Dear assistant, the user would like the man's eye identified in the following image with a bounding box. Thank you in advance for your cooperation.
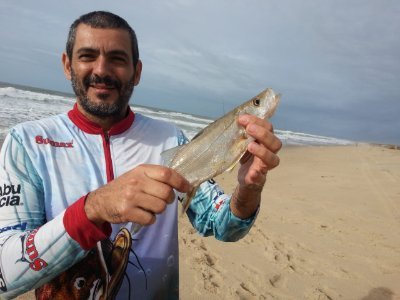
[112,56,127,63]
[79,54,95,61]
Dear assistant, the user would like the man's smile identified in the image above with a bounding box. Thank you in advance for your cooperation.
[90,84,116,93]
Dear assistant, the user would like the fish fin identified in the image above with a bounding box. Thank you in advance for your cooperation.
[225,160,239,172]
[161,145,185,166]
[181,186,199,215]
[225,152,245,173]
[191,127,206,140]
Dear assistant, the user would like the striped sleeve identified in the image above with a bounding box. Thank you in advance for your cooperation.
[0,132,88,298]
[176,130,258,241]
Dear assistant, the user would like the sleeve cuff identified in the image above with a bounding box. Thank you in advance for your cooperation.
[230,203,260,223]
[213,197,259,241]
[63,195,112,250]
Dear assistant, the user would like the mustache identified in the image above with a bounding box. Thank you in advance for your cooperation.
[84,75,122,90]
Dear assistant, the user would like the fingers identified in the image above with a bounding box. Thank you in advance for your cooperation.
[248,142,280,170]
[85,164,192,227]
[238,114,282,170]
[140,177,176,204]
[109,191,169,225]
[122,165,191,219]
[248,123,282,154]
[238,114,282,153]
[127,205,157,226]
[143,165,192,193]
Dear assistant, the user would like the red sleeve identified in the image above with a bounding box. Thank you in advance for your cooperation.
[63,195,112,250]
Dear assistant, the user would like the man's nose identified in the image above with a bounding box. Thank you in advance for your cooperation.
[92,56,110,77]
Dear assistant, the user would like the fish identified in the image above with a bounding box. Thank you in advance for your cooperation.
[162,88,280,214]
[35,228,133,300]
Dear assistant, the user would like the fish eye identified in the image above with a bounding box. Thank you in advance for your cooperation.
[74,277,86,290]
[253,98,261,106]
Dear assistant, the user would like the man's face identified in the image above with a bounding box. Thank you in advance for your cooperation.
[64,24,141,117]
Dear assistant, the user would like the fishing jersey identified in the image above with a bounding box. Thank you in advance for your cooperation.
[0,104,257,299]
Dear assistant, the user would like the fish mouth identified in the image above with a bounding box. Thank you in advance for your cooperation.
[89,279,104,300]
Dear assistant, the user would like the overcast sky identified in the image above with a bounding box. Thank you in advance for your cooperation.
[0,0,399,144]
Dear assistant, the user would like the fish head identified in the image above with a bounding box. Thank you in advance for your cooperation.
[239,88,280,120]
[35,228,132,300]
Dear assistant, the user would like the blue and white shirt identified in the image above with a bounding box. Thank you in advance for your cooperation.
[0,104,257,299]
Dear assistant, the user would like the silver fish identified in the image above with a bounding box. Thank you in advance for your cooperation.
[162,88,281,213]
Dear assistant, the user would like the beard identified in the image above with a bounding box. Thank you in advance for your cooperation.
[71,69,135,117]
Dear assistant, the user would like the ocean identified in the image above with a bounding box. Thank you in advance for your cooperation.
[0,82,353,146]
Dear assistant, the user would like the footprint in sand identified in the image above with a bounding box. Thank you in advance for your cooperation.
[198,255,222,293]
[269,274,282,288]
[263,240,297,274]
[188,239,223,294]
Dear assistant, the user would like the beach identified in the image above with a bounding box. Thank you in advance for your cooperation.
[12,144,400,299]
[178,144,400,299]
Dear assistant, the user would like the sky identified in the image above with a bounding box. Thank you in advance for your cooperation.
[0,0,399,145]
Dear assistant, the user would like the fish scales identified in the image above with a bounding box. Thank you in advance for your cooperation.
[173,115,240,184]
[162,88,280,213]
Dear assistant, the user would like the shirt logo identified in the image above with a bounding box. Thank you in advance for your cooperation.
[0,184,22,207]
[35,135,73,148]
[18,229,48,272]
[0,222,27,234]
[212,191,225,211]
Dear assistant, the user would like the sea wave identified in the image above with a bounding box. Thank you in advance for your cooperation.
[0,85,353,145]
[0,87,75,105]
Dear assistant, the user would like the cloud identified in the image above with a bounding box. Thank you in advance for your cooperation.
[0,0,399,144]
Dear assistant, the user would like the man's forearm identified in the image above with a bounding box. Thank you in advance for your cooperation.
[230,185,262,219]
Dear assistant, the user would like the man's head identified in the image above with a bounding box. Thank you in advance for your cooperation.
[62,11,142,120]
[66,11,139,67]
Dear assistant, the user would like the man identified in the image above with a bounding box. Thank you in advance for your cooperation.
[0,11,281,299]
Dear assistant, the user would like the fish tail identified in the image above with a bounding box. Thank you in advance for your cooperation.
[181,186,198,215]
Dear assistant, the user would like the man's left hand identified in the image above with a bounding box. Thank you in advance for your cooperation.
[230,114,282,218]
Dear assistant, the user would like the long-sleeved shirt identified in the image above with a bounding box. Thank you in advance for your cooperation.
[0,104,257,299]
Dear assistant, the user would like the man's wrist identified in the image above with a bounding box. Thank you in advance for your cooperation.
[64,196,112,250]
[230,185,262,219]
[84,192,105,227]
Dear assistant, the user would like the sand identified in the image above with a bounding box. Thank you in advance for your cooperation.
[13,144,400,299]
[178,145,400,300]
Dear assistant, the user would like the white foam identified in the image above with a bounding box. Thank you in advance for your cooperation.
[0,87,74,104]
[0,86,354,145]
[276,130,353,146]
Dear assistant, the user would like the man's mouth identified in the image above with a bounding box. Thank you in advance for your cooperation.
[84,75,121,94]
[90,84,115,93]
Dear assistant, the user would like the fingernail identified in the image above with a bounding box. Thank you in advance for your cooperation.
[247,124,257,133]
[248,142,255,152]
[239,115,249,124]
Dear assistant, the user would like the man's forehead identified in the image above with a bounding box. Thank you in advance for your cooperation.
[74,24,132,52]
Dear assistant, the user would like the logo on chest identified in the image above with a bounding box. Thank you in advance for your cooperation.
[35,135,74,148]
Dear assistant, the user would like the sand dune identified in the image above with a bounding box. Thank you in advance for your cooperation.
[13,144,400,299]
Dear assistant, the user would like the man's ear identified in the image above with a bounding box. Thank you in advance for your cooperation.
[133,59,142,86]
[62,52,72,80]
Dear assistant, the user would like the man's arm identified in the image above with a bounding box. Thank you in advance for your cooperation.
[186,179,257,241]
[0,132,104,298]
[185,115,281,241]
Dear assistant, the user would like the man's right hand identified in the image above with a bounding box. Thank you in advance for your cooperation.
[84,164,192,227]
